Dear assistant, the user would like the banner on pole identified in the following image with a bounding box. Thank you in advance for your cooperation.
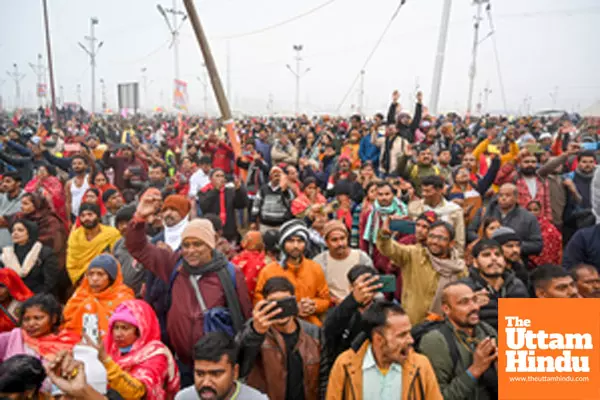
[117,83,140,112]
[37,83,47,98]
[173,79,188,112]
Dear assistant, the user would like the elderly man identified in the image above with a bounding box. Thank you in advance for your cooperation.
[254,219,330,326]
[571,264,600,298]
[469,183,542,263]
[313,220,373,304]
[127,188,252,387]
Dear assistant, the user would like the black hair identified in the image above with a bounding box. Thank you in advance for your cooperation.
[199,155,212,165]
[437,148,451,156]
[441,281,473,305]
[482,216,502,238]
[204,213,223,233]
[374,113,384,121]
[429,220,456,241]
[210,168,225,178]
[577,150,596,162]
[1,171,21,182]
[0,354,46,394]
[350,114,361,123]
[364,181,378,194]
[149,164,168,175]
[71,154,88,164]
[376,181,394,192]
[571,264,597,281]
[193,332,238,366]
[19,293,63,333]
[39,163,57,177]
[361,300,406,339]
[347,264,378,284]
[115,204,136,225]
[262,230,280,255]
[421,175,445,190]
[531,264,570,290]
[262,276,295,297]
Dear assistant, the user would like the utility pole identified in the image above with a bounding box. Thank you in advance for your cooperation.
[483,84,492,114]
[99,78,107,111]
[467,0,487,114]
[76,84,82,106]
[286,44,310,115]
[29,54,47,108]
[196,65,209,116]
[182,0,241,157]
[42,0,58,122]
[141,67,148,111]
[59,85,64,107]
[357,70,365,116]
[430,0,453,115]
[78,17,103,112]
[550,86,559,108]
[157,0,187,109]
[6,64,25,110]
[267,93,274,115]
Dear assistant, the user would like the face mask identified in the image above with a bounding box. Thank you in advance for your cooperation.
[119,345,133,354]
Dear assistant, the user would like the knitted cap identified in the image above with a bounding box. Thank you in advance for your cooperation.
[161,195,191,218]
[491,226,521,246]
[108,303,138,331]
[88,254,118,280]
[322,219,347,240]
[279,219,309,248]
[182,219,216,249]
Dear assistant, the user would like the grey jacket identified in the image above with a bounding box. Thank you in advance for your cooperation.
[0,190,24,248]
[113,237,145,296]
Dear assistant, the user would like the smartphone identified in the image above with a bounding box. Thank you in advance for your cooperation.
[262,296,299,319]
[82,313,99,344]
[377,275,397,293]
[389,219,416,234]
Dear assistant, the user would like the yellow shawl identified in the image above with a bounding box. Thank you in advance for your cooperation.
[66,225,121,283]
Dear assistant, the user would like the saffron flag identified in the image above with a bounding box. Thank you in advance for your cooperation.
[173,79,188,112]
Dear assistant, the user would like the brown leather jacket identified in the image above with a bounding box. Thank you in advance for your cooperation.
[238,318,324,400]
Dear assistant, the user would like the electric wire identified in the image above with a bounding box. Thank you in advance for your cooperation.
[335,0,407,113]
[486,3,508,114]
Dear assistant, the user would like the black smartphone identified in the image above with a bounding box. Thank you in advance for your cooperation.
[377,275,397,293]
[263,296,299,319]
[389,219,416,234]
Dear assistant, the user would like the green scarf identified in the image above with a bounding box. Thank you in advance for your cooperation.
[363,197,408,245]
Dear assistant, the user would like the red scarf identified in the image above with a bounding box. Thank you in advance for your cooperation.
[201,183,227,225]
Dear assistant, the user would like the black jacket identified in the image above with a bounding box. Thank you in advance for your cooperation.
[0,244,59,296]
[198,185,248,241]
[461,268,529,331]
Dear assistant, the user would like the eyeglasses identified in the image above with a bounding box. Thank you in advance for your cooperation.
[428,233,450,242]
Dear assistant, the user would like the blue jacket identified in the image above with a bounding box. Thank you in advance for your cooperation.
[563,224,600,271]
[254,139,272,167]
[359,134,380,169]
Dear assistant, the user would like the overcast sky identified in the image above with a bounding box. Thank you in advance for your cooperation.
[1,0,599,116]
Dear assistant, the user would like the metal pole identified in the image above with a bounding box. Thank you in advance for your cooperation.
[173,0,180,82]
[182,0,240,156]
[358,70,365,115]
[29,54,44,109]
[6,64,25,110]
[430,0,452,115]
[91,19,96,112]
[59,85,64,107]
[77,84,81,105]
[295,47,300,114]
[141,67,148,111]
[467,0,485,114]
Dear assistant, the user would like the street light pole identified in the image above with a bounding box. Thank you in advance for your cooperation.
[78,17,103,112]
[29,54,47,108]
[286,44,310,115]
[430,0,452,115]
[467,0,487,114]
[6,64,25,110]
[42,0,58,122]
[157,1,187,109]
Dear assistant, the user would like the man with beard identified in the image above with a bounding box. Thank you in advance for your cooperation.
[254,220,330,326]
[461,240,529,331]
[490,227,530,287]
[65,155,94,223]
[469,183,542,265]
[66,203,121,284]
[419,282,498,400]
[326,300,442,400]
[396,143,441,193]
[377,218,467,325]
[251,166,295,233]
[563,150,597,235]
[238,277,323,400]
[408,175,465,255]
[531,264,579,298]
[313,220,373,304]
[571,264,600,298]
[513,152,552,221]
[146,164,176,197]
[175,332,268,400]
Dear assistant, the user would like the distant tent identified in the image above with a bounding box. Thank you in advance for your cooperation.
[583,101,600,117]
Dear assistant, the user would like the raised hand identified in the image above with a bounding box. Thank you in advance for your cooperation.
[135,188,162,219]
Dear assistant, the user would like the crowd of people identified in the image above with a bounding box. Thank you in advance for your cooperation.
[0,91,599,399]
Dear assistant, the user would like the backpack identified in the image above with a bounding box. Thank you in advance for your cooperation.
[167,258,244,337]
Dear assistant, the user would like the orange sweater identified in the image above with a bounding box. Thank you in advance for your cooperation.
[254,258,330,327]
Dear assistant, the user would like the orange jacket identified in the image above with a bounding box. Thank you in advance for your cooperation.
[254,258,330,326]
[326,341,442,400]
